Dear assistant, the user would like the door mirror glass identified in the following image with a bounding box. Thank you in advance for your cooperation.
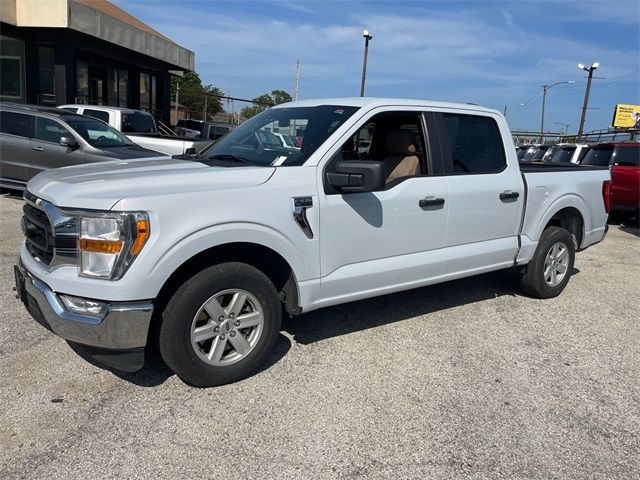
[59,136,78,148]
[326,160,386,193]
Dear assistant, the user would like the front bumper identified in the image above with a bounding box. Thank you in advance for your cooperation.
[15,260,153,370]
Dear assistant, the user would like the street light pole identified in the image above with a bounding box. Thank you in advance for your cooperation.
[174,83,179,126]
[540,80,574,144]
[360,30,373,97]
[577,62,600,142]
[554,122,570,136]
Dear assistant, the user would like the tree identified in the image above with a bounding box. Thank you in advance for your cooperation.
[240,90,293,119]
[170,71,223,120]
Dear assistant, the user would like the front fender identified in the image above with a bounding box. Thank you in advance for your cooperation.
[148,222,312,282]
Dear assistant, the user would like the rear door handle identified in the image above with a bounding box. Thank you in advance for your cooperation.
[31,146,44,152]
[499,191,519,201]
[419,197,445,208]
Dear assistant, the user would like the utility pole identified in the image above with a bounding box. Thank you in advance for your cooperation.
[540,81,574,144]
[294,60,300,101]
[503,105,507,116]
[203,94,208,121]
[577,62,600,142]
[360,30,373,97]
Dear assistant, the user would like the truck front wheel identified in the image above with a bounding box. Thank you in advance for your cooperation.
[158,262,282,387]
[519,226,575,299]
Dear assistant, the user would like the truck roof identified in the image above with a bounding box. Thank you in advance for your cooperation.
[58,104,152,115]
[272,97,501,115]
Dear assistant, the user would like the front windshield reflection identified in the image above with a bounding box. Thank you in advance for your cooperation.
[198,105,359,167]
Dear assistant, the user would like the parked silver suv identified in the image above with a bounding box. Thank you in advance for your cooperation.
[0,103,163,190]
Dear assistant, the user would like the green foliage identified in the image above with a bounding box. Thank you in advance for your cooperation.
[240,90,293,119]
[170,71,223,120]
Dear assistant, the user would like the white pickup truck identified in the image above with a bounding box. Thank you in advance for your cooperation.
[58,105,211,156]
[15,98,610,387]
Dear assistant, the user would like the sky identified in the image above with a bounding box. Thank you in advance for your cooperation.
[114,0,640,133]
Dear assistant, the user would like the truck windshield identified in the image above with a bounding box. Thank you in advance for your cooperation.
[122,113,157,133]
[66,118,135,148]
[197,105,359,166]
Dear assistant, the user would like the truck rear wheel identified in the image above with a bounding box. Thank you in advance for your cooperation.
[519,226,575,299]
[158,262,282,387]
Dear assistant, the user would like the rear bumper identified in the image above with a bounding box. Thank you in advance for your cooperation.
[15,261,153,369]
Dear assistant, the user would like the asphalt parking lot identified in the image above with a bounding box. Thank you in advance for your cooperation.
[0,191,638,480]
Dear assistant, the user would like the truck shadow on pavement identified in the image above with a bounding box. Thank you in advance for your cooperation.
[283,268,551,345]
[68,333,293,387]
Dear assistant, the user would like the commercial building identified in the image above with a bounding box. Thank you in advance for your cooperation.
[0,0,194,125]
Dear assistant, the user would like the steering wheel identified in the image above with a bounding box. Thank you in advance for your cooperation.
[96,135,107,143]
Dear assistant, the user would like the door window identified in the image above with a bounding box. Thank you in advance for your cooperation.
[35,117,71,144]
[332,111,426,187]
[441,114,506,174]
[0,111,34,137]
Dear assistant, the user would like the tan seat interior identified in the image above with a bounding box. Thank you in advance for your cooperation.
[383,130,420,184]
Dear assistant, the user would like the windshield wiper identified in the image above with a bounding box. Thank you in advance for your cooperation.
[203,154,253,165]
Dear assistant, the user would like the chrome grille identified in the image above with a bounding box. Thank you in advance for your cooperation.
[22,191,78,269]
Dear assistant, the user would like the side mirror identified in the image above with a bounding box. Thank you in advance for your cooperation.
[326,160,386,193]
[60,136,78,148]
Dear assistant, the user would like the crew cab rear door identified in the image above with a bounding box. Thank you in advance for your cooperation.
[435,111,524,274]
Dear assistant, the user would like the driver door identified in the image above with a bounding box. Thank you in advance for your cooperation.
[29,117,84,177]
[317,109,449,306]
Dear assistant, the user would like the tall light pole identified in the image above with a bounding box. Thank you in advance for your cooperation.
[577,62,599,141]
[360,30,373,97]
[540,80,574,143]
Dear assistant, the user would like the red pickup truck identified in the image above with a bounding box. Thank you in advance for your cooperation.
[581,142,640,221]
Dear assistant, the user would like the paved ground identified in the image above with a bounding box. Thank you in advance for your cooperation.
[0,191,638,479]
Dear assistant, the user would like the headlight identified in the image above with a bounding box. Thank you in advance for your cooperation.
[78,212,149,279]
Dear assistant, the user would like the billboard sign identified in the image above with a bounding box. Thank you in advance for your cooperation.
[612,104,640,128]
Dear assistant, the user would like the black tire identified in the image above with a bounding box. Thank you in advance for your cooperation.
[158,262,282,387]
[519,226,575,299]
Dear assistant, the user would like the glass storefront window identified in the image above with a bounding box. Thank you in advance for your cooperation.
[38,45,55,105]
[107,67,118,106]
[140,72,150,110]
[118,69,128,107]
[76,60,88,103]
[0,34,26,103]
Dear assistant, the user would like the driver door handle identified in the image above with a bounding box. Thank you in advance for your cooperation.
[31,146,44,152]
[419,197,445,208]
[499,191,520,201]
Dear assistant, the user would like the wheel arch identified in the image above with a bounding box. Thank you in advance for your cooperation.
[154,241,301,318]
[529,194,590,249]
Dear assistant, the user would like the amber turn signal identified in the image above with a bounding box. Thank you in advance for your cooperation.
[79,238,123,254]
[130,220,149,255]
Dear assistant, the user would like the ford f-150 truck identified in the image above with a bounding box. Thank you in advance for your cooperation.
[15,98,611,387]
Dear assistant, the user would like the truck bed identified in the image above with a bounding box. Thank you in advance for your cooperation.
[519,163,608,173]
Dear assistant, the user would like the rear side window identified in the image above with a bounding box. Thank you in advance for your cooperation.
[83,109,110,123]
[581,147,613,166]
[0,111,34,137]
[442,114,506,174]
[60,107,78,113]
[35,117,71,144]
[612,146,640,167]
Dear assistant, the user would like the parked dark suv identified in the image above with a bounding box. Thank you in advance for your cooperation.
[0,103,161,190]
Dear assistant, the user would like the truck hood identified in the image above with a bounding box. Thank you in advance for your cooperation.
[27,158,276,210]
